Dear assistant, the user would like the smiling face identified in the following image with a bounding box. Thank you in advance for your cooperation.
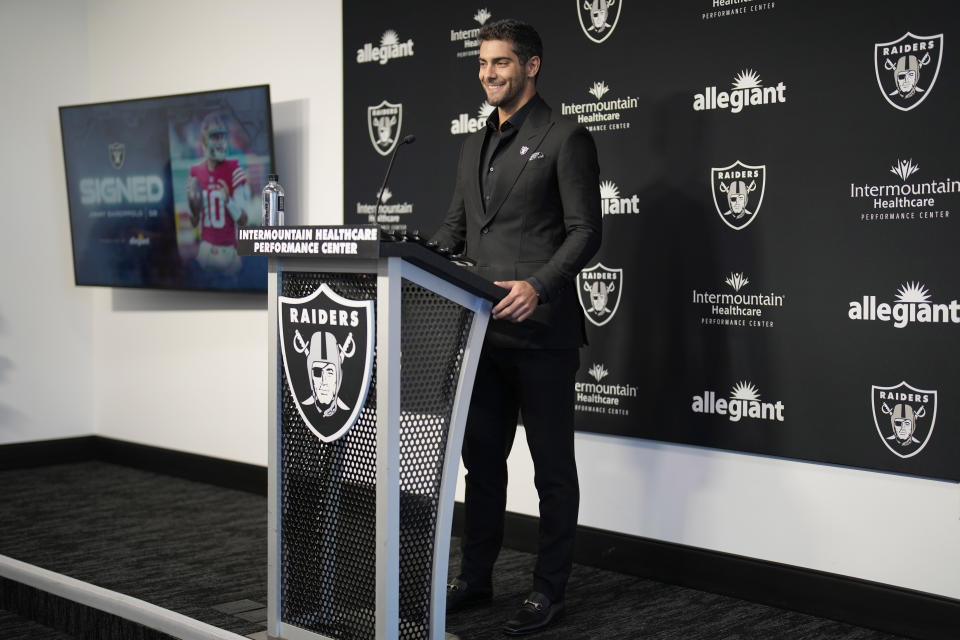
[478,39,539,121]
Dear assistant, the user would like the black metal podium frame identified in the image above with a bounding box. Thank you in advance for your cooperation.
[262,238,502,640]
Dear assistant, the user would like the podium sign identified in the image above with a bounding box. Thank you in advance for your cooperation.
[255,237,502,640]
[238,225,380,259]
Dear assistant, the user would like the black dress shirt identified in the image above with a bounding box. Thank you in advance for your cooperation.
[479,95,540,211]
[478,95,547,301]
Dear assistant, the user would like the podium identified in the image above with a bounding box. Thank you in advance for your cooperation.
[248,227,503,640]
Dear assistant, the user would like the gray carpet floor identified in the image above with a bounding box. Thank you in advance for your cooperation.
[0,608,76,640]
[0,461,909,639]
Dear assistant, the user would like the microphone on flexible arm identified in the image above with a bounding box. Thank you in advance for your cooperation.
[375,134,416,240]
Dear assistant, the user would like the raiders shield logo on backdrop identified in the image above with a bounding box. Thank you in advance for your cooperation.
[577,263,623,327]
[279,283,375,443]
[711,161,766,231]
[578,0,621,44]
[108,142,125,169]
[367,100,403,156]
[871,381,937,459]
[874,32,943,112]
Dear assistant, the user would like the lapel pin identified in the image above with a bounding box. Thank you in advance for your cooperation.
[520,146,529,155]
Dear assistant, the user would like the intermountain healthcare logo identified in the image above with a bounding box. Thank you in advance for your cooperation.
[848,282,960,328]
[600,180,639,216]
[367,101,403,156]
[693,69,786,114]
[692,271,784,328]
[578,0,621,44]
[560,81,638,133]
[450,101,494,135]
[356,30,415,65]
[577,263,622,327]
[701,0,776,21]
[692,381,785,423]
[871,381,937,458]
[450,8,493,59]
[356,187,414,228]
[574,363,637,417]
[850,158,955,222]
[874,32,943,111]
[279,284,375,443]
[711,161,765,230]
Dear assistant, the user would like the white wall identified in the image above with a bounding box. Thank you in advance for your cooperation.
[0,1,95,445]
[490,432,960,600]
[86,0,343,465]
[7,0,959,604]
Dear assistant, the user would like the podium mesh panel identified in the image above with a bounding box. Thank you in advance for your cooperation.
[397,280,473,639]
[279,271,474,639]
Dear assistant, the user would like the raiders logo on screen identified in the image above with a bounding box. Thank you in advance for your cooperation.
[871,381,937,458]
[577,263,623,327]
[711,161,766,230]
[367,100,403,156]
[278,284,375,443]
[578,0,621,44]
[108,142,125,169]
[874,32,943,112]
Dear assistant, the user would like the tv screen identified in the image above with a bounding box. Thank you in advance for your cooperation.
[60,85,274,292]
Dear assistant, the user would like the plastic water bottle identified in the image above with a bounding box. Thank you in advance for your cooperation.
[262,174,285,226]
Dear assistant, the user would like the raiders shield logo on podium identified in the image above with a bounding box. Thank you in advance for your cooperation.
[278,283,375,443]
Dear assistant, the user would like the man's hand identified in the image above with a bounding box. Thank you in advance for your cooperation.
[492,280,538,322]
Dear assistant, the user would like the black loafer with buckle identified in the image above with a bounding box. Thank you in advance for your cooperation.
[446,577,493,613]
[502,591,564,636]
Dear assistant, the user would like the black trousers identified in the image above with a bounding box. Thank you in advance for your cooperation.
[458,345,580,602]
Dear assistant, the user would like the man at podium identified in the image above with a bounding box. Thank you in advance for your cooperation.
[431,18,602,636]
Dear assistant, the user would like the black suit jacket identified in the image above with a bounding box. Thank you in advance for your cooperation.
[432,97,602,349]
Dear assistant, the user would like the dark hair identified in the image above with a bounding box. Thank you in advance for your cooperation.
[478,19,543,71]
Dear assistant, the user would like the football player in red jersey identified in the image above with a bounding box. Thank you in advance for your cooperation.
[186,113,250,273]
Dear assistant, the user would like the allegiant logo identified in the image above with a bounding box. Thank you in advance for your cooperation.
[691,381,785,422]
[848,282,960,328]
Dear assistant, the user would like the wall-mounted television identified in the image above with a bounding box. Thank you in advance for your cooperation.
[60,84,274,292]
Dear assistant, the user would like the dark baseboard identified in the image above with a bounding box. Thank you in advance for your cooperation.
[0,436,100,470]
[95,438,267,496]
[4,437,958,640]
[0,436,267,496]
[453,504,959,640]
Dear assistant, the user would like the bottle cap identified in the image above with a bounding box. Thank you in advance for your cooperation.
[268,173,279,182]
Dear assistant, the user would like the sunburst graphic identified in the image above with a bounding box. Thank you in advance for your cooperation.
[378,187,392,203]
[380,30,399,46]
[896,281,931,303]
[599,180,620,199]
[588,363,609,382]
[725,272,749,292]
[477,101,495,119]
[732,69,762,90]
[474,8,492,24]
[589,81,610,100]
[730,381,760,401]
[890,159,919,181]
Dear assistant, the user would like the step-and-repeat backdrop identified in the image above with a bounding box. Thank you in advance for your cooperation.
[343,1,958,482]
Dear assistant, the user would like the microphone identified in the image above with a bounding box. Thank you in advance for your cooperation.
[375,134,416,232]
